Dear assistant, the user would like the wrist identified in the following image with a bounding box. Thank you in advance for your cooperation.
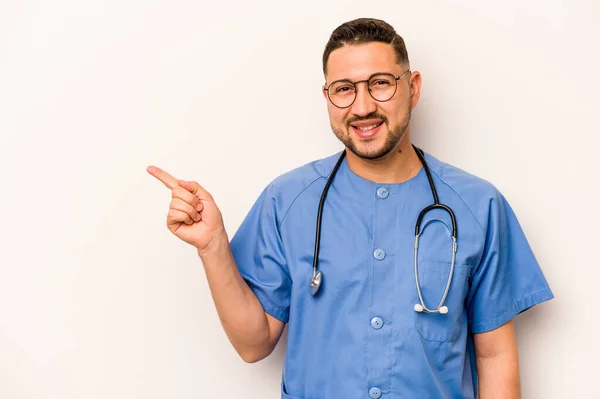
[197,230,229,259]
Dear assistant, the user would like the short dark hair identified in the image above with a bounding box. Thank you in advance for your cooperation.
[322,18,410,76]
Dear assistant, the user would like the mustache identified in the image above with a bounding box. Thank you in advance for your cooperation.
[346,113,388,128]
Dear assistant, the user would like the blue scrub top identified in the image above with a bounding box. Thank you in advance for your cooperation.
[230,150,553,399]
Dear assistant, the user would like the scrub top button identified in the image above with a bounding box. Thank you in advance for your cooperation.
[376,187,389,199]
[369,387,382,399]
[373,248,386,260]
[371,317,383,330]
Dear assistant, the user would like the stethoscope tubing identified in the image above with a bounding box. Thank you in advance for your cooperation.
[310,145,458,315]
[311,150,346,295]
[412,147,458,314]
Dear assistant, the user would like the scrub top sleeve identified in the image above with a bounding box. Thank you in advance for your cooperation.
[467,192,554,334]
[229,185,292,324]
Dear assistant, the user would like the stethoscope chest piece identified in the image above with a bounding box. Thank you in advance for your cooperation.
[310,270,323,296]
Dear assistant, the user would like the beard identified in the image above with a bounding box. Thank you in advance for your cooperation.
[331,105,411,160]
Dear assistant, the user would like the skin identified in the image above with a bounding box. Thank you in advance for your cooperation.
[147,40,521,397]
[475,320,521,399]
[322,41,423,185]
[145,167,284,363]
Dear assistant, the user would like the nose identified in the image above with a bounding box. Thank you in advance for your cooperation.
[350,82,377,117]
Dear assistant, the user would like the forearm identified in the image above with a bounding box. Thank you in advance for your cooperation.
[476,351,521,399]
[198,233,273,361]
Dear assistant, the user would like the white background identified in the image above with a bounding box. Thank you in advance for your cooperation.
[1,0,598,398]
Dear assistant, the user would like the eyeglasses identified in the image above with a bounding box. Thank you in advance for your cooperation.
[324,70,411,109]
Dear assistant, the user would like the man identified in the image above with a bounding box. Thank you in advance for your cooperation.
[148,18,553,399]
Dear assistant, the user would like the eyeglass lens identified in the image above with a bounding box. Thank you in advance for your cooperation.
[327,73,398,108]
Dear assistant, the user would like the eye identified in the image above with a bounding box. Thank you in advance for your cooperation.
[333,84,355,95]
[371,79,391,87]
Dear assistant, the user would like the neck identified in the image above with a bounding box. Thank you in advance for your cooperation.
[345,135,422,184]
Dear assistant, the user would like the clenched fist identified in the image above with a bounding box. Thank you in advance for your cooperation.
[147,165,225,253]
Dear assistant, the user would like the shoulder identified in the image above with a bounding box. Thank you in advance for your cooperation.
[269,152,340,193]
[261,151,342,221]
[422,151,506,230]
[424,151,498,197]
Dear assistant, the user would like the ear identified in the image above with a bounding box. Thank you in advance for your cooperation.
[409,71,422,109]
[322,84,328,100]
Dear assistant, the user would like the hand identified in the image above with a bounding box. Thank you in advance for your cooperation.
[147,165,225,253]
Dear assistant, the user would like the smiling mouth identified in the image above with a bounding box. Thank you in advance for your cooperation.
[350,121,384,138]
[354,122,382,131]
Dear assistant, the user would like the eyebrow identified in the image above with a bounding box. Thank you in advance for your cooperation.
[327,71,395,84]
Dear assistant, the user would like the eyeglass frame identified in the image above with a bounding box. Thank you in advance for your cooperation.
[323,69,412,109]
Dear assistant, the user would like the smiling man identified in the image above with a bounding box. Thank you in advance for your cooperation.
[148,17,553,399]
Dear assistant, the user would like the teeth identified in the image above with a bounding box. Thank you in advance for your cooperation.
[356,123,380,131]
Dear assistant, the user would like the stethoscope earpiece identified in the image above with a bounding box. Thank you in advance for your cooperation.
[413,304,449,314]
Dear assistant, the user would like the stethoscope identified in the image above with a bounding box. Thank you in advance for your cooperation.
[310,145,458,315]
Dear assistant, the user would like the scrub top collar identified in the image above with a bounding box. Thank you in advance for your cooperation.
[322,150,429,203]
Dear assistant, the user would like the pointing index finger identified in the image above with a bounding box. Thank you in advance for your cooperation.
[147,165,178,190]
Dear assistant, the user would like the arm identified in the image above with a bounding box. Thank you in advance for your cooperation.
[474,320,521,399]
[147,166,285,363]
[199,234,285,363]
